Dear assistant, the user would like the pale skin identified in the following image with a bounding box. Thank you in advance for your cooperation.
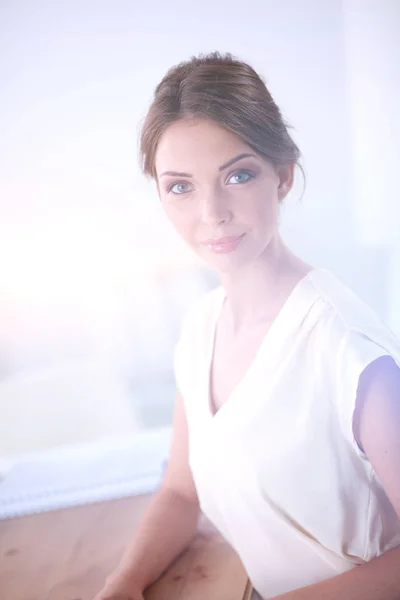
[94,118,400,599]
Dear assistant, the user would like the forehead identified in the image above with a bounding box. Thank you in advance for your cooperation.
[155,118,254,175]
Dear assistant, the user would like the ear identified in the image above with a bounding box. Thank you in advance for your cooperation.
[276,163,295,202]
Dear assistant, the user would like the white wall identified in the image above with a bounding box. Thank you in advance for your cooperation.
[341,0,400,330]
[0,0,399,455]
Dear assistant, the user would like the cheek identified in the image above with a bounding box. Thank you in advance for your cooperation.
[242,192,279,229]
[162,201,197,239]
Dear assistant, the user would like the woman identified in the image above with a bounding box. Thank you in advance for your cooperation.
[94,52,400,600]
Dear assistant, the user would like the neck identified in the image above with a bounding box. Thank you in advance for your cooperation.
[218,235,311,333]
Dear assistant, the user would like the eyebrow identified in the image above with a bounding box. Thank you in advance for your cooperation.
[219,153,257,171]
[159,153,257,178]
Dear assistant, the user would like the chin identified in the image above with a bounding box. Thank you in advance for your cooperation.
[196,247,252,274]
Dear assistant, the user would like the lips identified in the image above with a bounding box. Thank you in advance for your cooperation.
[204,234,244,245]
[203,233,245,254]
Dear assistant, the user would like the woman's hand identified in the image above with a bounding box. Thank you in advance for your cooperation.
[93,570,144,600]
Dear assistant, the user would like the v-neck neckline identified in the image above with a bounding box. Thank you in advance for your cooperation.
[205,269,321,422]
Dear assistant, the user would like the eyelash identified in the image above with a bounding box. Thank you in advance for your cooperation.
[167,169,256,195]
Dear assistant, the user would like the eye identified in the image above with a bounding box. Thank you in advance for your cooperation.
[168,181,192,195]
[227,169,255,185]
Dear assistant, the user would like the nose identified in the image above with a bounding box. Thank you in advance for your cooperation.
[200,189,232,226]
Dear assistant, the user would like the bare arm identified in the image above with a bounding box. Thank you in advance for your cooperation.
[95,391,201,598]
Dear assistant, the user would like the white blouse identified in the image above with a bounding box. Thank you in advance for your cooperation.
[174,268,400,599]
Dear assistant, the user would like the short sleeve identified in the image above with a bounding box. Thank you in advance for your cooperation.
[173,305,194,397]
[173,322,187,395]
[172,287,221,398]
[335,328,393,456]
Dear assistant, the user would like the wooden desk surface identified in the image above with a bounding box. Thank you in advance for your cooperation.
[0,494,252,600]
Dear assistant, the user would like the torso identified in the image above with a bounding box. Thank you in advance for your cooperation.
[209,316,273,416]
[210,312,367,447]
[178,267,400,598]
[208,265,313,417]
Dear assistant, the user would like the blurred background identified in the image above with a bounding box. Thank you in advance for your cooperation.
[0,0,399,466]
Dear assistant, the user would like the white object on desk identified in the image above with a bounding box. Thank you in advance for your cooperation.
[0,426,171,519]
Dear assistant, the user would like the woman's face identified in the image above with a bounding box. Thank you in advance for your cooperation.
[155,118,293,273]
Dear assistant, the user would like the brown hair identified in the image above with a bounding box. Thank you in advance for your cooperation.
[140,51,302,181]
